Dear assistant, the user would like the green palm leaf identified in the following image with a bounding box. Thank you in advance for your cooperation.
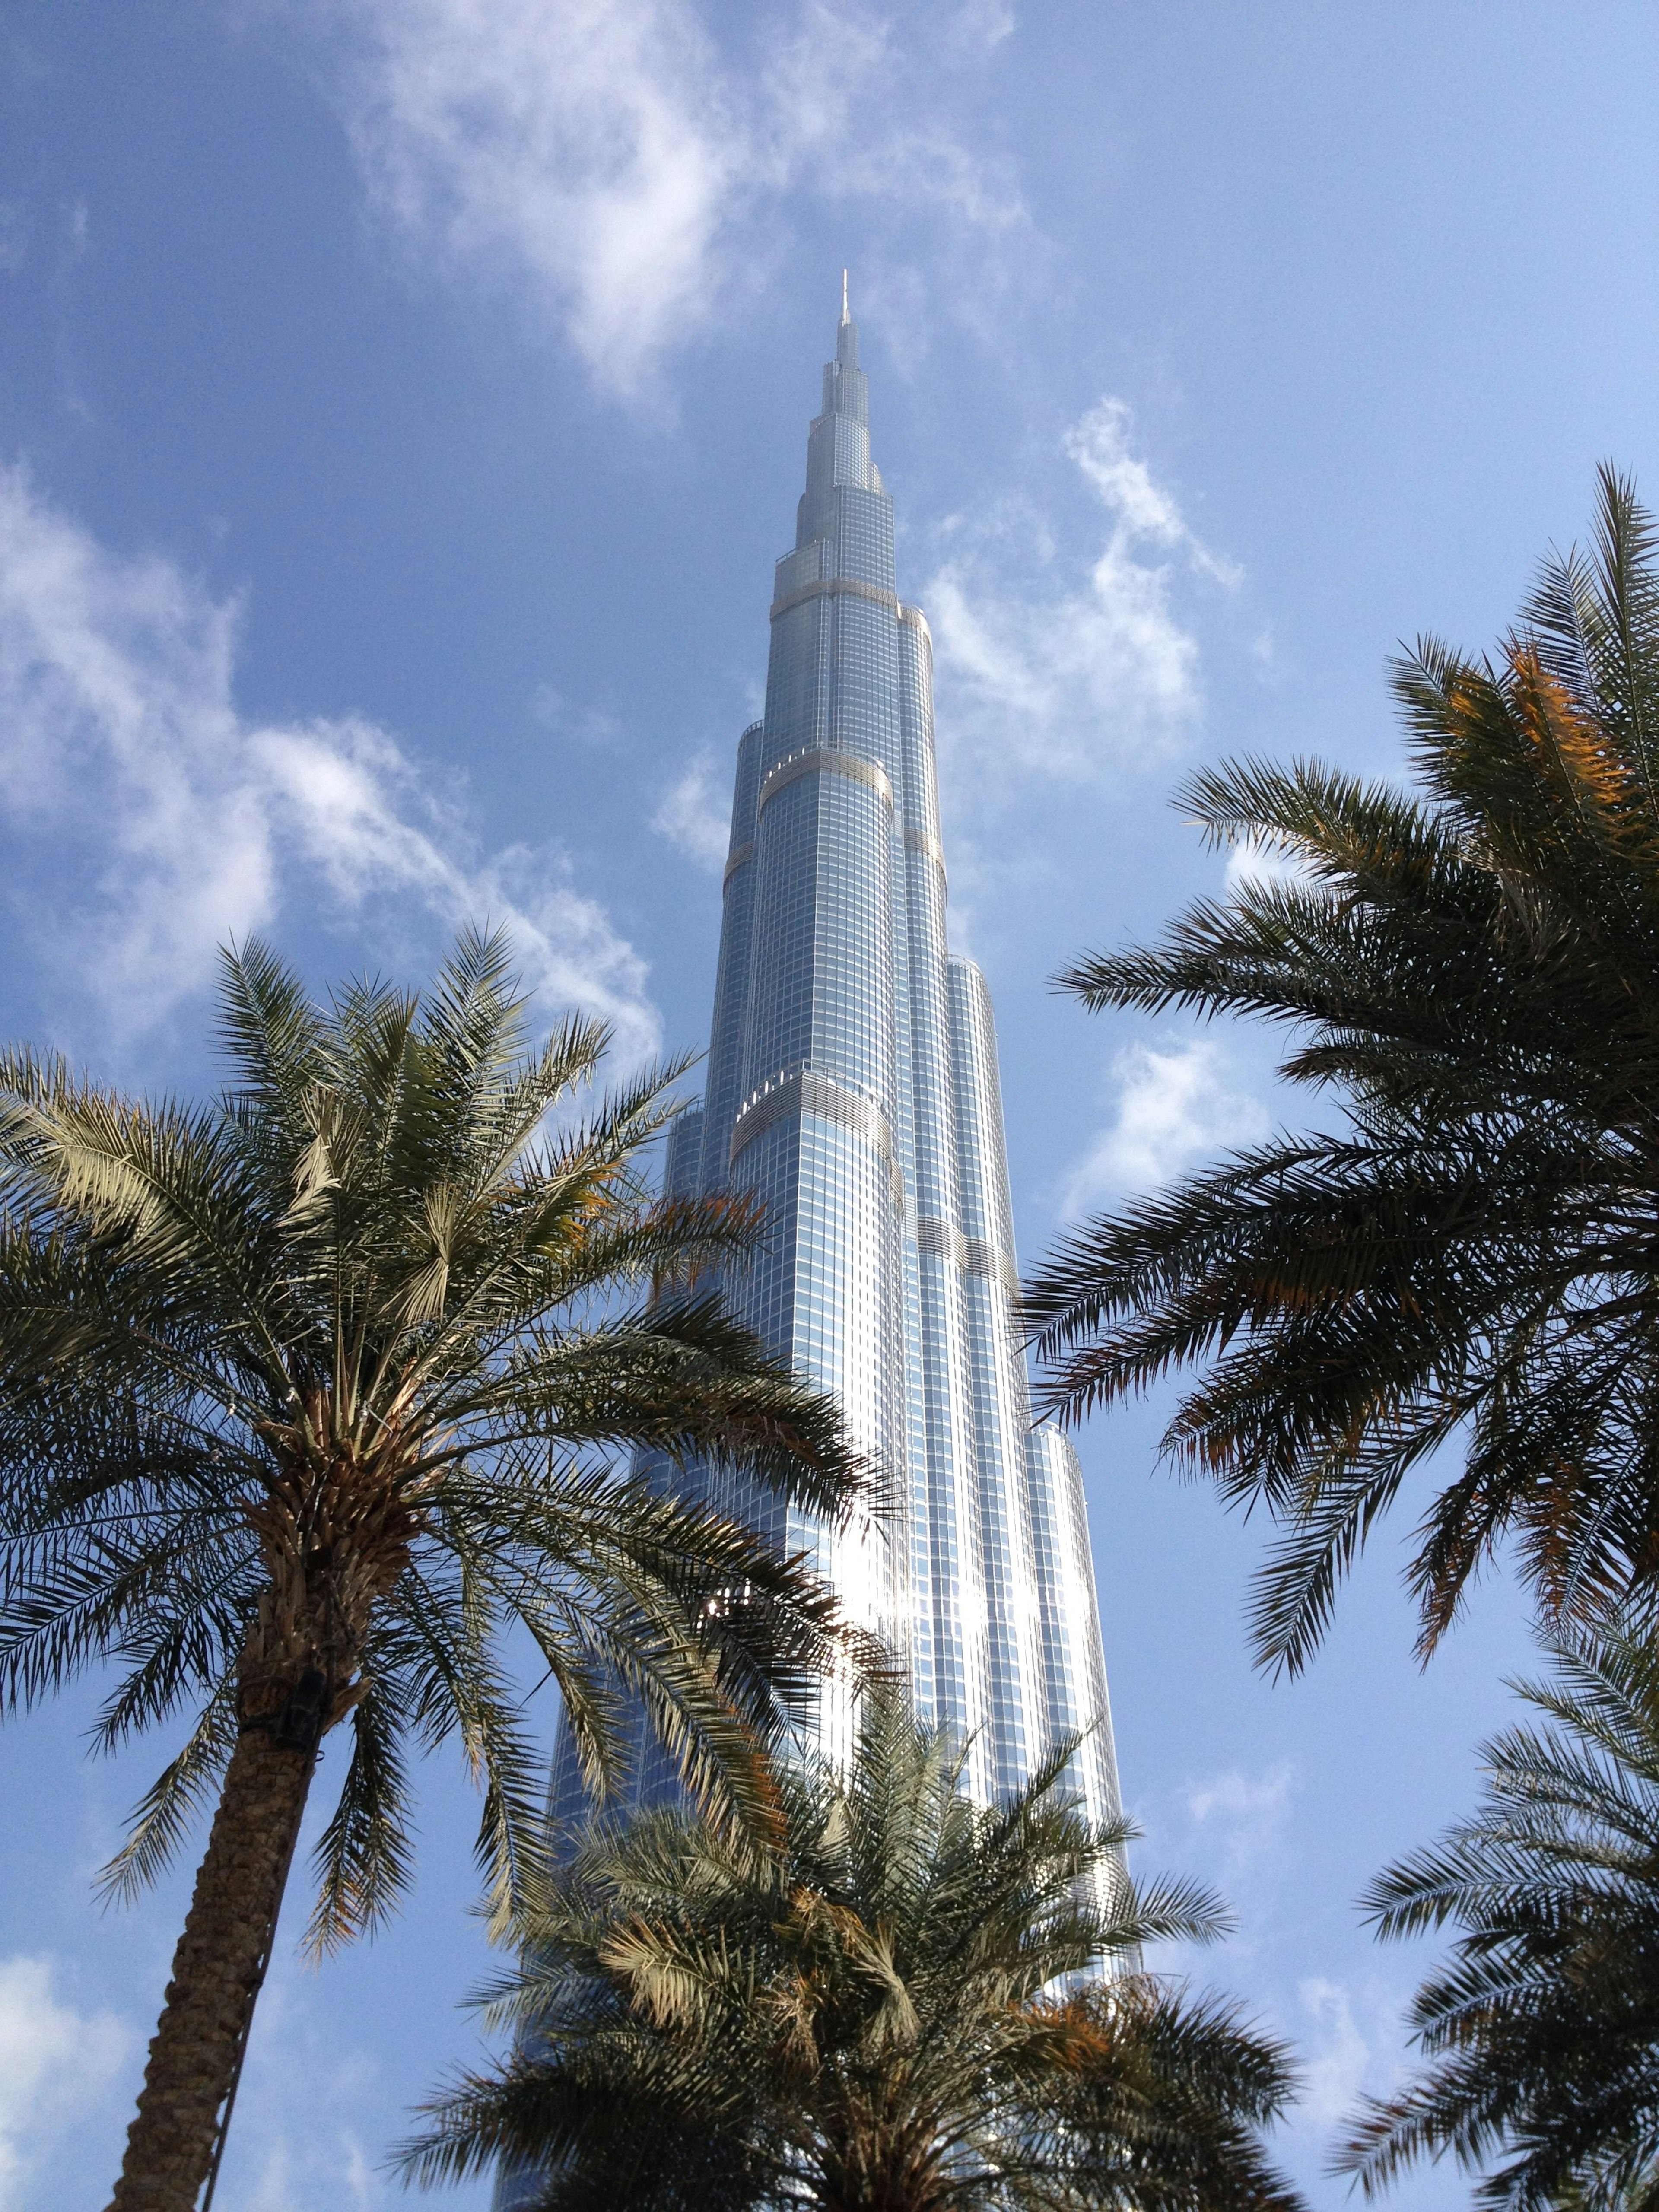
[0,927,869,2211]
[1027,468,1659,1669]
[400,1682,1303,2212]
[1338,1616,1659,2210]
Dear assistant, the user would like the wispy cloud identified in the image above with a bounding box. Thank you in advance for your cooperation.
[329,0,1029,400]
[0,1956,129,2211]
[1296,1974,1424,2145]
[528,683,620,747]
[1060,1039,1268,1213]
[926,397,1235,782]
[651,747,730,871]
[0,205,26,276]
[1132,1762,1298,1980]
[1064,399,1237,586]
[340,0,739,398]
[1297,1976,1374,2132]
[1186,1763,1296,1883]
[230,2126,381,2212]
[0,464,658,1059]
[1222,834,1313,899]
[199,1957,390,2212]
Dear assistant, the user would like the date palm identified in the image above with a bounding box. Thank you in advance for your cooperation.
[1026,466,1659,1673]
[1338,1618,1659,2210]
[401,1683,1305,2212]
[0,928,867,2212]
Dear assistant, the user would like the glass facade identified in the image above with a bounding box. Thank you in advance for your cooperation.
[544,302,1123,1833]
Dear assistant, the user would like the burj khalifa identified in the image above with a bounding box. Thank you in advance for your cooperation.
[550,291,1122,1831]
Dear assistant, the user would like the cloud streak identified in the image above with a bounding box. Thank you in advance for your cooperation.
[925,397,1235,782]
[0,1955,129,2211]
[1297,1977,1375,2131]
[651,747,731,871]
[331,0,1029,399]
[341,0,740,397]
[0,465,658,1059]
[1186,1763,1296,1883]
[1060,1039,1268,1213]
[1222,833,1315,899]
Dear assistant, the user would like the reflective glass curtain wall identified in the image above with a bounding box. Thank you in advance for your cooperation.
[548,305,1122,1831]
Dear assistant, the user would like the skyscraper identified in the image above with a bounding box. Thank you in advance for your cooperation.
[548,292,1122,1835]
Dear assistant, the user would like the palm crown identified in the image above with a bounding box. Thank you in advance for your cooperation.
[403,1684,1305,2212]
[1339,1619,1659,2210]
[0,928,866,2210]
[1026,467,1659,1672]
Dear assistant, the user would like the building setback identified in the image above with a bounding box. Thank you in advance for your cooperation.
[547,295,1122,1834]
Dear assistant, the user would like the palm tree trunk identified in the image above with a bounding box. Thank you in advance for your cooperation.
[105,1723,315,2212]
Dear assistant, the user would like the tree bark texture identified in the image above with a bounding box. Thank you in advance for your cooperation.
[105,1423,413,2211]
[105,1725,315,2212]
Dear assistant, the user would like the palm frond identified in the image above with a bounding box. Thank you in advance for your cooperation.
[1340,1616,1659,2206]
[1031,472,1659,1669]
[0,924,865,1974]
[407,1688,1302,2210]
[95,1687,238,1907]
[302,1674,417,1956]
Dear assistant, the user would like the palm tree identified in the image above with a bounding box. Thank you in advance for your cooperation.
[1025,466,1659,1674]
[400,1684,1305,2211]
[0,928,869,2212]
[1338,1618,1659,2209]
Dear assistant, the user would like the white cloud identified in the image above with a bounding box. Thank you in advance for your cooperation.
[0,464,659,1059]
[925,398,1234,781]
[1186,1764,1295,1830]
[1060,1039,1268,1212]
[651,747,730,871]
[341,0,738,398]
[1063,400,1237,586]
[331,0,1028,400]
[1186,1763,1295,1881]
[946,0,1017,52]
[1222,834,1312,899]
[0,205,26,275]
[236,2131,380,2212]
[199,1958,388,2211]
[528,683,619,747]
[0,1955,129,2210]
[1298,1976,1376,2130]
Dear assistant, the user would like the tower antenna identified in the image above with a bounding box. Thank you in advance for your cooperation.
[841,268,849,324]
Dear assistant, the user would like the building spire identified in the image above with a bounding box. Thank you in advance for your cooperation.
[840,268,850,325]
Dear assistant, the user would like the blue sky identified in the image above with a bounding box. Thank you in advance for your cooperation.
[1,3,1656,2205]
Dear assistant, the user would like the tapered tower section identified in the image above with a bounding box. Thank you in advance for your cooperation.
[547,298,1123,1828]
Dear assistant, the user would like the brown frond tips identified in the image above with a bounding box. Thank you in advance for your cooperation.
[1337,1616,1659,2203]
[1032,470,1659,1672]
[396,1686,1304,2209]
[0,926,863,2212]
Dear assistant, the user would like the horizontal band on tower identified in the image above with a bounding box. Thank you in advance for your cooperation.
[916,1213,1020,1296]
[770,575,899,621]
[730,1065,904,1210]
[903,824,947,877]
[723,840,754,885]
[758,747,894,818]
